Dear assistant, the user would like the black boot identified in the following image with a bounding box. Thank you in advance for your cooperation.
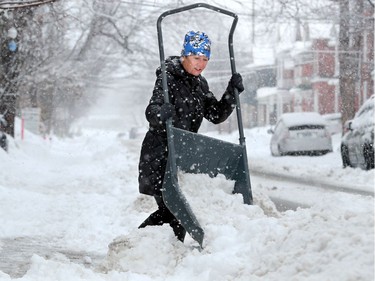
[138,210,165,228]
[170,219,186,242]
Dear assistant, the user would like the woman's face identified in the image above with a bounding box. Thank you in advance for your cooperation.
[181,55,209,76]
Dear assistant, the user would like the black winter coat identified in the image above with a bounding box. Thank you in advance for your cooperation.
[138,56,237,196]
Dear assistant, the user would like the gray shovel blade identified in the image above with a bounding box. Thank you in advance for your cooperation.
[162,159,204,248]
[162,127,252,247]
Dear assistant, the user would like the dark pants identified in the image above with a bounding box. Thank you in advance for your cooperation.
[138,195,186,242]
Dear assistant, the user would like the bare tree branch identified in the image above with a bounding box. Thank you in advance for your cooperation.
[0,0,58,10]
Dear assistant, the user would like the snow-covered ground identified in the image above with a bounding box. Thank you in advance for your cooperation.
[0,81,374,280]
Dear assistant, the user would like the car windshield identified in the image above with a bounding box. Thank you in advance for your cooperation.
[352,97,374,128]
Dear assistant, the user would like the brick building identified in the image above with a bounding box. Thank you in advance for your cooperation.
[256,6,374,127]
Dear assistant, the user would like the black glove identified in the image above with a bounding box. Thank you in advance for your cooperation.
[159,103,175,123]
[227,73,244,94]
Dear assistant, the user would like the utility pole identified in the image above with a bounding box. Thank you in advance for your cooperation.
[0,1,58,151]
[0,10,20,140]
[337,0,363,129]
[252,0,255,45]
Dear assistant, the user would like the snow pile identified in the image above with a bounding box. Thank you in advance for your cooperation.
[0,118,373,280]
[100,172,373,281]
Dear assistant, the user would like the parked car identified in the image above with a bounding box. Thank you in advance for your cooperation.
[0,115,8,152]
[340,95,374,170]
[268,112,333,156]
[0,132,7,152]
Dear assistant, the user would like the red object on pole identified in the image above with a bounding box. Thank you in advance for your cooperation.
[21,117,24,140]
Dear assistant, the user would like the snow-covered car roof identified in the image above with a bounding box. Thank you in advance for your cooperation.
[280,112,327,127]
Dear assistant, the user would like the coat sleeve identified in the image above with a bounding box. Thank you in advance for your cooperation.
[200,77,236,124]
[145,75,164,127]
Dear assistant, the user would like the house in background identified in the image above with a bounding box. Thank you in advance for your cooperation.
[242,47,277,127]
[256,7,374,127]
[257,24,340,126]
[242,63,276,127]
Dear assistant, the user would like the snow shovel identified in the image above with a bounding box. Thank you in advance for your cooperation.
[157,3,253,248]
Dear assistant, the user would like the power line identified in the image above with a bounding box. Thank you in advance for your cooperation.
[95,1,343,23]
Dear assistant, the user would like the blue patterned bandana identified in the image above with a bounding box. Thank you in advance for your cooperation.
[181,31,211,59]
